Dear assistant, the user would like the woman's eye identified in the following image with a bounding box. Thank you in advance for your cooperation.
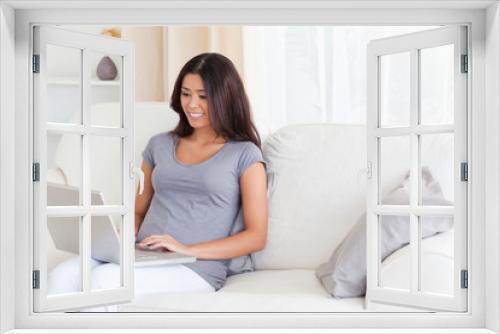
[181,92,189,97]
[199,96,206,99]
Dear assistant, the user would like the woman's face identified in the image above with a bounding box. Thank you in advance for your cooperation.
[180,73,211,129]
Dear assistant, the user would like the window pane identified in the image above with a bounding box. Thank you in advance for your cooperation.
[89,51,122,128]
[379,136,410,205]
[91,215,123,291]
[419,216,454,295]
[420,133,454,205]
[379,215,410,291]
[47,133,82,206]
[47,216,82,295]
[90,136,123,206]
[379,52,410,128]
[46,44,82,125]
[420,44,454,125]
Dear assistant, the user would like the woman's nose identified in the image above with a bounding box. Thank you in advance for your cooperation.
[189,96,199,108]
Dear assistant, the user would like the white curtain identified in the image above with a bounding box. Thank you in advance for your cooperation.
[242,26,442,140]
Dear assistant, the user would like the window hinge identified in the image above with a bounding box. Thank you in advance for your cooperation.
[461,162,468,182]
[32,54,40,73]
[32,163,40,182]
[461,54,468,73]
[461,269,468,289]
[32,270,40,289]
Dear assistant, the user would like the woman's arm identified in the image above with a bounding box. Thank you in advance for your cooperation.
[134,161,154,237]
[139,161,268,259]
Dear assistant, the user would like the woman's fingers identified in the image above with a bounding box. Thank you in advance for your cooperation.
[139,236,161,247]
[137,234,184,253]
[140,234,171,244]
[144,239,173,252]
[140,235,158,243]
[146,243,168,251]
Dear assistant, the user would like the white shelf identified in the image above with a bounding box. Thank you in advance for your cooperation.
[46,76,120,86]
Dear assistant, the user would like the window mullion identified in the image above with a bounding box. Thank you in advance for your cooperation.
[122,50,133,294]
[410,48,420,294]
[374,205,454,216]
[81,48,91,294]
[374,124,454,137]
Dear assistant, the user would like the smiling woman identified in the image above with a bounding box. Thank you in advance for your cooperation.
[134,52,268,291]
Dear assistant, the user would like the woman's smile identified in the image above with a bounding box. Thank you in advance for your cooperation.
[187,111,205,119]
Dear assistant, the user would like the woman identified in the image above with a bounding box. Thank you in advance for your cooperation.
[48,53,268,307]
[134,52,268,292]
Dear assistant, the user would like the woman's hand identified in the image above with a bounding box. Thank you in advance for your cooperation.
[137,234,191,255]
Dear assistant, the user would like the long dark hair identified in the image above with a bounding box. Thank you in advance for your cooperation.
[170,53,261,148]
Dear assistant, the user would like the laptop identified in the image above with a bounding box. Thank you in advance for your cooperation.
[47,182,196,267]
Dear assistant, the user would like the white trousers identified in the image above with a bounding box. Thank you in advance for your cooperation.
[48,256,215,312]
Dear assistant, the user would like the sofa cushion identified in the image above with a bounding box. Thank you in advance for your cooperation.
[113,230,452,312]
[254,124,367,270]
[254,123,453,272]
[116,269,422,312]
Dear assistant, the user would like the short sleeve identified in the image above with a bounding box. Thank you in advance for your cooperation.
[237,143,266,178]
[142,136,156,168]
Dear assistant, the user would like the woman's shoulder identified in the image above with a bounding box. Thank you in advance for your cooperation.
[226,140,265,176]
[228,139,260,150]
[226,140,263,162]
[227,140,262,155]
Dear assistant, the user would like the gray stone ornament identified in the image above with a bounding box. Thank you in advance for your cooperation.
[96,56,117,80]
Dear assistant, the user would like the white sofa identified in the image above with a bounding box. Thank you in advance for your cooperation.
[47,102,454,312]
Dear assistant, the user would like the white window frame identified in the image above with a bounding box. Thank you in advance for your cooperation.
[366,25,468,312]
[32,25,136,312]
[0,1,498,333]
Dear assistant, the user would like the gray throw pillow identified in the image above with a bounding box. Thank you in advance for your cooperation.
[315,167,453,298]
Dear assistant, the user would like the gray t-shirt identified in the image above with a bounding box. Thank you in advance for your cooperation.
[137,132,265,290]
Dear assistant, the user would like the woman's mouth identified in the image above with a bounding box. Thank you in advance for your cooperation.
[188,112,205,119]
